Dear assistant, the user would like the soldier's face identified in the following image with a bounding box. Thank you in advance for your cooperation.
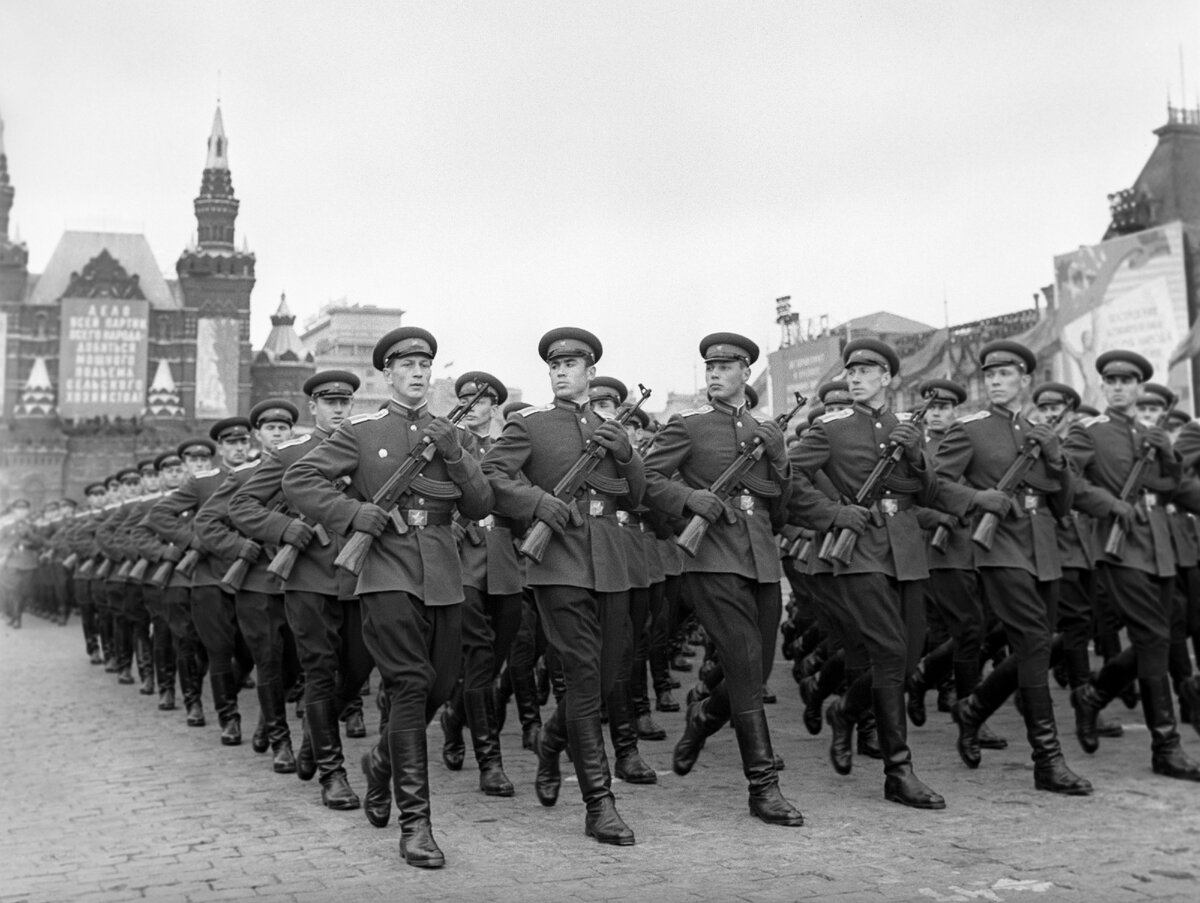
[1136,402,1164,428]
[845,364,889,404]
[591,397,619,419]
[387,355,433,406]
[120,479,142,499]
[183,454,211,476]
[219,437,250,467]
[983,365,1027,406]
[1034,402,1066,426]
[142,472,161,492]
[548,357,594,400]
[706,361,748,402]
[87,490,106,509]
[1102,374,1138,411]
[311,396,353,433]
[924,400,955,430]
[460,394,494,430]
[161,463,186,489]
[256,421,293,449]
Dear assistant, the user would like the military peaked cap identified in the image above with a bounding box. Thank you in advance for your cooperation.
[589,376,628,405]
[249,399,299,428]
[209,417,252,442]
[1137,382,1176,408]
[919,379,967,405]
[817,380,852,406]
[979,340,1036,374]
[304,370,360,398]
[373,327,437,371]
[539,327,602,363]
[1031,382,1080,410]
[700,332,759,366]
[843,338,900,375]
[178,437,216,458]
[154,451,183,470]
[1096,349,1153,382]
[456,371,508,406]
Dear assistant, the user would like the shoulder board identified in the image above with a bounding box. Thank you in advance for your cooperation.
[350,410,389,424]
[515,404,554,417]
[1081,414,1110,428]
[455,422,470,432]
[231,460,259,472]
[818,408,854,424]
[277,435,313,450]
[103,502,121,511]
[958,411,990,424]
[194,468,220,479]
[679,405,714,418]
[750,411,770,424]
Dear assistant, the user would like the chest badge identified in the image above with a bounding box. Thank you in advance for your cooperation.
[378,449,388,458]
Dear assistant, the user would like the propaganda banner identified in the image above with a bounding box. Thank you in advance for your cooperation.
[195,317,241,419]
[766,335,843,414]
[58,298,149,418]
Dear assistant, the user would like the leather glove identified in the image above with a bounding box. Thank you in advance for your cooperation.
[593,420,633,464]
[753,421,788,468]
[1111,499,1137,532]
[974,489,1013,518]
[832,504,871,535]
[236,539,261,561]
[1144,426,1174,457]
[685,489,726,523]
[937,512,960,530]
[1027,424,1065,469]
[280,519,315,549]
[889,421,924,463]
[351,503,389,537]
[423,418,462,460]
[534,494,572,534]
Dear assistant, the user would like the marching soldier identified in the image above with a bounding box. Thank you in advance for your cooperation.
[644,332,804,826]
[1064,350,1200,781]
[481,327,642,846]
[285,327,493,868]
[71,482,110,664]
[933,342,1091,795]
[788,338,945,810]
[1,500,37,628]
[231,371,371,808]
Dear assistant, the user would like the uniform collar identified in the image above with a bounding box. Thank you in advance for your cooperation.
[853,400,888,417]
[553,397,590,414]
[711,398,747,416]
[1105,406,1134,424]
[388,400,429,420]
[988,402,1019,421]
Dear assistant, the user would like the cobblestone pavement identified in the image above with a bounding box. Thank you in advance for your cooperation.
[2,615,1200,903]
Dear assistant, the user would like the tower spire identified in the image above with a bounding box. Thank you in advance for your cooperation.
[206,105,229,171]
[193,105,239,250]
[0,111,13,240]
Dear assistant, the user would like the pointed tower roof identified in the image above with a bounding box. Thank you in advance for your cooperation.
[259,293,312,363]
[205,106,229,171]
[14,358,56,417]
[145,359,184,418]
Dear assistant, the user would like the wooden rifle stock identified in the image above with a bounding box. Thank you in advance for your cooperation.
[94,558,113,580]
[61,551,79,571]
[930,523,950,553]
[1103,403,1175,558]
[675,391,806,558]
[520,386,654,563]
[175,548,200,579]
[127,558,150,582]
[267,521,330,581]
[336,382,493,576]
[220,543,263,593]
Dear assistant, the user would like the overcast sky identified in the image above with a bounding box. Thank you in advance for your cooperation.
[1,1,1197,404]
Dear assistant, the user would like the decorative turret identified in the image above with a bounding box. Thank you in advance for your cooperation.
[0,111,30,300]
[145,359,184,419]
[251,293,315,422]
[195,106,239,251]
[14,358,56,418]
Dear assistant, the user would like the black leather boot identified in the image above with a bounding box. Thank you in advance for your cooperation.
[464,687,514,797]
[875,687,945,809]
[510,663,543,752]
[978,722,1009,750]
[361,744,392,828]
[296,714,316,781]
[608,681,657,784]
[1019,686,1092,795]
[1142,676,1200,781]
[136,635,155,695]
[857,706,882,760]
[211,672,241,746]
[261,681,295,774]
[179,648,205,726]
[732,709,804,826]
[952,654,1016,768]
[158,687,176,711]
[309,697,360,809]
[389,729,446,868]
[1071,647,1133,754]
[251,713,270,754]
[655,688,680,712]
[343,696,367,739]
[569,717,635,845]
[536,707,567,806]
[440,684,466,771]
[672,682,730,776]
[1177,675,1200,739]
[906,663,929,728]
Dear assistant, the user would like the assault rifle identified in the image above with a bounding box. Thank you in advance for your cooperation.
[1104,403,1176,558]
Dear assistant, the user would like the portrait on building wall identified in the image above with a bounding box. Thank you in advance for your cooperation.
[195,316,240,419]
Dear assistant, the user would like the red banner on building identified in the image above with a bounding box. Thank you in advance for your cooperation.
[58,298,149,418]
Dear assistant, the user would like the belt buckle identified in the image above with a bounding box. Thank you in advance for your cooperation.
[478,515,494,531]
[589,500,606,517]
[617,510,630,526]
[1143,492,1159,509]
[407,510,428,527]
[879,498,898,517]
[1166,503,1178,516]
[737,493,755,514]
[1023,493,1039,511]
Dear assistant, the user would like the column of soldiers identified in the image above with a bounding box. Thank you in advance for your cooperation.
[8,324,1200,873]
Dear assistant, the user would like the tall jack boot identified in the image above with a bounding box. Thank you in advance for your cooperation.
[856,706,882,760]
[1071,647,1135,754]
[439,682,466,771]
[211,671,241,746]
[568,716,635,845]
[731,709,804,826]
[179,646,205,726]
[1142,676,1200,781]
[1019,685,1092,795]
[952,655,1016,768]
[874,686,945,809]
[1178,674,1200,739]
[827,671,871,776]
[309,697,360,809]
[154,626,176,710]
[261,680,296,774]
[608,681,657,784]
[361,742,392,827]
[463,687,514,797]
[672,681,731,776]
[535,707,567,806]
[389,729,446,868]
[908,639,953,727]
[801,649,844,736]
[295,710,317,781]
[511,664,543,752]
[136,634,156,695]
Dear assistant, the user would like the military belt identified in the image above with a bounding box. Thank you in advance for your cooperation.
[617,510,645,530]
[874,495,914,517]
[576,498,616,518]
[1140,491,1160,509]
[1019,491,1047,513]
[391,509,453,529]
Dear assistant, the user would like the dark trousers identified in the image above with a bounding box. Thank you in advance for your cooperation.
[74,578,99,655]
[362,591,461,732]
[461,587,522,691]
[832,573,908,688]
[144,586,176,689]
[286,591,374,710]
[927,568,984,672]
[235,591,299,689]
[978,568,1055,687]
[91,578,114,658]
[192,585,241,677]
[111,581,148,671]
[1099,564,1172,680]
[1058,567,1096,687]
[534,585,628,721]
[684,572,778,714]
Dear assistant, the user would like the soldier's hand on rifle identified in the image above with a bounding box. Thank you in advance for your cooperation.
[1144,427,1174,457]
[1027,424,1065,469]
[832,504,871,535]
[236,539,260,561]
[685,489,725,523]
[753,421,788,468]
[281,519,315,549]
[889,422,924,463]
[593,421,633,464]
[1111,499,1137,531]
[534,494,572,534]
[973,489,1013,517]
[424,418,463,460]
[352,503,389,537]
